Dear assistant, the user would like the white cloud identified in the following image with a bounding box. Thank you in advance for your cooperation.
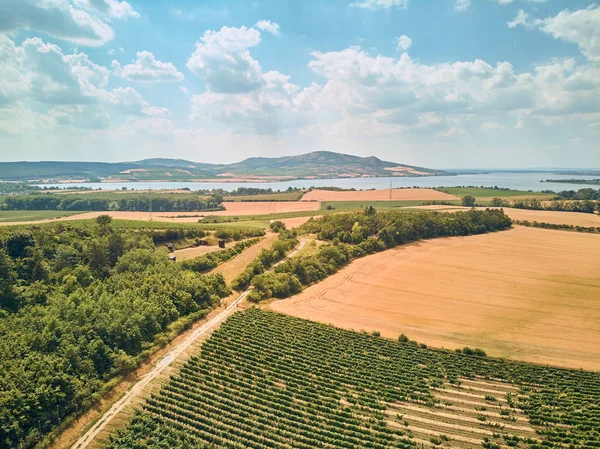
[81,0,139,19]
[535,6,600,62]
[113,51,184,83]
[0,35,169,130]
[481,121,505,130]
[255,20,280,36]
[396,35,412,51]
[186,26,264,93]
[108,87,170,116]
[507,9,532,29]
[454,0,471,12]
[180,86,189,94]
[350,0,409,10]
[0,0,138,47]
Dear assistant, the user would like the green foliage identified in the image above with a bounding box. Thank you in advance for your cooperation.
[107,309,600,449]
[462,195,476,207]
[230,230,298,292]
[0,193,224,212]
[0,222,231,448]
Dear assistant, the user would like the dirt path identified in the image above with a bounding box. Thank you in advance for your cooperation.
[69,238,305,449]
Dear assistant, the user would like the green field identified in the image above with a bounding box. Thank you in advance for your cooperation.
[223,191,304,202]
[107,309,600,449]
[437,187,555,200]
[0,210,84,222]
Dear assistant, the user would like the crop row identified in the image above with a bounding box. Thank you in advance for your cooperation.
[107,310,600,449]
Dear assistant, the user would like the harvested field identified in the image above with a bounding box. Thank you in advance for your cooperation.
[170,245,221,262]
[211,233,279,283]
[412,205,600,227]
[279,215,321,229]
[0,201,321,226]
[301,188,458,202]
[270,226,600,370]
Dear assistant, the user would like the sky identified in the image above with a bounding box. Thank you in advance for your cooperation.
[0,0,599,169]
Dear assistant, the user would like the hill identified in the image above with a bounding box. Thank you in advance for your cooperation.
[0,151,445,183]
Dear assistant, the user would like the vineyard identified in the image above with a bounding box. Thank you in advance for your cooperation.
[107,309,600,449]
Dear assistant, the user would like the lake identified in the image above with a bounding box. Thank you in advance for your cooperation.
[38,173,598,193]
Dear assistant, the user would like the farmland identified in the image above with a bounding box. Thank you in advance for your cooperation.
[411,205,600,227]
[107,309,600,449]
[436,187,555,201]
[271,226,600,370]
[0,210,85,222]
[0,201,321,226]
[302,188,458,202]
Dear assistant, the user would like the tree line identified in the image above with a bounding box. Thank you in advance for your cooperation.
[1,195,224,212]
[246,208,512,302]
[0,217,232,448]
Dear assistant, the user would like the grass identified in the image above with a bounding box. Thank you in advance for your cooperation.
[437,187,555,200]
[0,210,85,222]
[223,191,303,202]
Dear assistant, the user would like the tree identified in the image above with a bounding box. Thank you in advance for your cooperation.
[96,214,113,233]
[462,195,476,207]
[490,198,505,207]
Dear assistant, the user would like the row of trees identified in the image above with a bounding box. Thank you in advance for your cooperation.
[1,195,224,212]
[247,209,512,302]
[0,217,232,448]
[230,224,298,292]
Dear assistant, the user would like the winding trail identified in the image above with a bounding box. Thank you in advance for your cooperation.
[70,238,305,449]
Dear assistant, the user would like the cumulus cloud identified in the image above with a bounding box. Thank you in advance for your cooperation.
[396,35,411,51]
[255,20,280,36]
[0,0,137,47]
[0,35,168,130]
[350,0,409,10]
[113,51,184,83]
[186,26,264,93]
[535,6,600,62]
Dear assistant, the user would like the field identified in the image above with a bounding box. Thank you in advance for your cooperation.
[0,201,321,226]
[0,210,84,222]
[211,233,279,283]
[437,187,555,201]
[223,191,303,201]
[271,227,600,370]
[302,188,458,202]
[412,205,600,227]
[106,309,600,449]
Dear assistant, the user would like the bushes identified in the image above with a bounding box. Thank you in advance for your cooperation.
[2,194,224,212]
[231,230,298,292]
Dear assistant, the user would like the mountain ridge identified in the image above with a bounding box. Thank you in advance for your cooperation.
[0,151,446,182]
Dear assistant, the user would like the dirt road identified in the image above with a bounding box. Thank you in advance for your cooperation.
[70,238,305,449]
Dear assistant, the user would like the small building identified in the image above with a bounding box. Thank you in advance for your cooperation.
[165,242,174,252]
[198,240,209,246]
[218,240,226,248]
[168,254,176,262]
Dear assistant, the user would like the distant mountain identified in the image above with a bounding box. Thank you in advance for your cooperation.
[0,151,446,182]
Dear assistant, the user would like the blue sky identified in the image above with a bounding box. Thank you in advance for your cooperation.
[0,0,598,168]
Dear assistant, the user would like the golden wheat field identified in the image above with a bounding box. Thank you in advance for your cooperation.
[270,227,600,370]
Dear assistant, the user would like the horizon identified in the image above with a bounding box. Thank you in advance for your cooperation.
[0,0,599,168]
